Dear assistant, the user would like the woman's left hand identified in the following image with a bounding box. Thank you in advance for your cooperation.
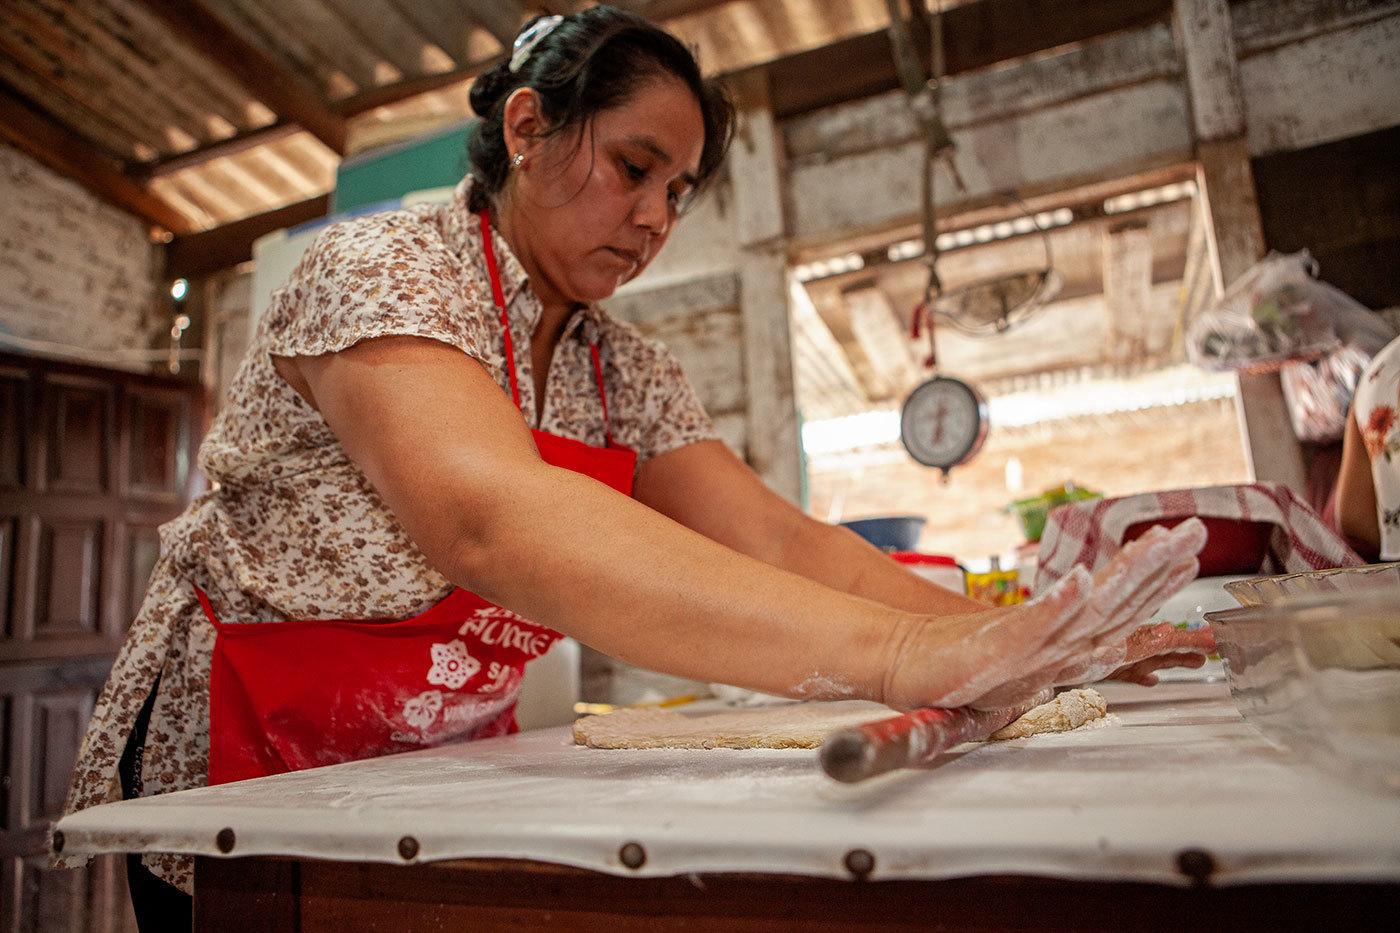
[971,623,1215,710]
[1099,623,1217,686]
[1038,623,1216,689]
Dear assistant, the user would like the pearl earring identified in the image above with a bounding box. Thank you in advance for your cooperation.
[511,152,525,170]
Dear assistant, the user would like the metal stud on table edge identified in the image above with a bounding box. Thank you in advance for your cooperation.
[1176,847,1216,886]
[844,848,876,880]
[619,841,647,870]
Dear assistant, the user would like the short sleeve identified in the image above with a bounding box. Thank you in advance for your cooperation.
[634,339,720,463]
[262,210,493,364]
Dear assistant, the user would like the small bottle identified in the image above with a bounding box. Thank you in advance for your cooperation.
[966,555,1022,606]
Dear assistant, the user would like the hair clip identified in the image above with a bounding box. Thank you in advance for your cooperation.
[509,15,564,73]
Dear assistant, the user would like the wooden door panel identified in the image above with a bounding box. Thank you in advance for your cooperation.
[41,377,113,496]
[2,660,113,835]
[1,695,9,833]
[3,664,120,932]
[6,854,135,933]
[0,368,27,490]
[0,353,202,933]
[32,521,104,643]
[121,526,161,630]
[1,517,15,640]
[16,855,85,933]
[123,389,189,503]
[26,690,94,829]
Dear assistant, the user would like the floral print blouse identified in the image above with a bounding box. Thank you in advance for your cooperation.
[1355,335,1400,559]
[60,177,717,890]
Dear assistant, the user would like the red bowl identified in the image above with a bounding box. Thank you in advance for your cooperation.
[1122,516,1274,578]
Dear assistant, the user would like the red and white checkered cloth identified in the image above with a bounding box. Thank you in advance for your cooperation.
[1033,483,1362,595]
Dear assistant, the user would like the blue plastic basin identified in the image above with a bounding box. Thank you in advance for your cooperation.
[839,515,927,552]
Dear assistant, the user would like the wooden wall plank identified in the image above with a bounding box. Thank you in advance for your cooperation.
[783,24,1180,164]
[786,79,1192,247]
[763,0,1173,118]
[1240,15,1400,157]
[1233,0,1400,55]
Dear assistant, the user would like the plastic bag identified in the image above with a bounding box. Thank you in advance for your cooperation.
[1187,251,1394,372]
[1279,344,1373,442]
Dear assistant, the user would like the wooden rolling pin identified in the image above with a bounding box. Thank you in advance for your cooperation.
[820,689,1054,783]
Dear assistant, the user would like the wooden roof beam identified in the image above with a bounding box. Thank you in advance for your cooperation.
[0,88,192,234]
[165,192,330,279]
[129,0,347,155]
[132,123,303,181]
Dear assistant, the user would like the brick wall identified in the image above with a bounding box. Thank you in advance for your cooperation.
[0,144,164,365]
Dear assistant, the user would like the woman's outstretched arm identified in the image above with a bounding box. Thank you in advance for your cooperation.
[634,439,984,614]
[281,335,1201,710]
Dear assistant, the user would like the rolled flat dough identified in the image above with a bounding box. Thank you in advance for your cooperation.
[572,689,1108,750]
[989,687,1107,740]
[573,700,890,749]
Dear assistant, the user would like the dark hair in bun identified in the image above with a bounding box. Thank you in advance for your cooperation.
[466,5,734,213]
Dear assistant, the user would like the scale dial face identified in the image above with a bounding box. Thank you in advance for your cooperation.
[899,376,989,471]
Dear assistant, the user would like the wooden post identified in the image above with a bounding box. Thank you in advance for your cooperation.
[1103,222,1155,363]
[729,71,803,503]
[1174,0,1307,494]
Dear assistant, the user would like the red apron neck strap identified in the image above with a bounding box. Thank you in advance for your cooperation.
[193,586,220,626]
[478,210,613,441]
[478,211,522,409]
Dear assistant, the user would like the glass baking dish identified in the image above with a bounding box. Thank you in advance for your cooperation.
[1224,561,1400,607]
[1205,589,1400,794]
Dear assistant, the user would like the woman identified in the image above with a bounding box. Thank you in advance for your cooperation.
[62,6,1208,926]
[1337,333,1400,560]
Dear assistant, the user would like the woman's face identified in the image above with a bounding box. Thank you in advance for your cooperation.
[502,76,706,308]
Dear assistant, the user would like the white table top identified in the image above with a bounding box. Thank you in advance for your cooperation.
[57,681,1400,886]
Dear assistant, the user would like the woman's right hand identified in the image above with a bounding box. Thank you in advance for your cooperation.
[880,519,1207,711]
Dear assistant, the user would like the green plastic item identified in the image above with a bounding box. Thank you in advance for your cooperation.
[1009,483,1101,543]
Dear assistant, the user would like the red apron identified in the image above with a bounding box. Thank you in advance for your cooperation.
[204,211,637,785]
